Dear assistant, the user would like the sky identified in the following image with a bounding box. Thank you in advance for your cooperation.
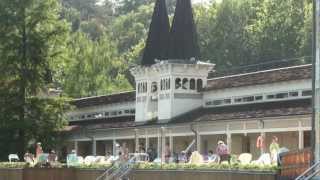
[192,0,211,4]
[98,0,219,6]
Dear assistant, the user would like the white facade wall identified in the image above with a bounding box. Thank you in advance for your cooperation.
[203,79,312,106]
[68,101,135,122]
[131,61,214,122]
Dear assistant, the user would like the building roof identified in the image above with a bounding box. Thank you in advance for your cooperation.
[69,116,136,129]
[167,0,200,60]
[205,64,312,91]
[69,65,311,109]
[71,91,136,108]
[141,0,170,66]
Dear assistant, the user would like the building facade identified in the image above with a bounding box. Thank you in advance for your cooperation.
[63,0,313,160]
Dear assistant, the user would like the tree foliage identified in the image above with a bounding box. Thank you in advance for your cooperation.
[0,0,69,159]
[61,32,132,98]
[0,0,314,160]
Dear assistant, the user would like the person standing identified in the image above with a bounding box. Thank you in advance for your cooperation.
[164,143,171,163]
[216,140,230,163]
[269,136,280,163]
[256,135,266,155]
[120,142,129,161]
[207,150,216,162]
[35,142,43,159]
[48,150,57,163]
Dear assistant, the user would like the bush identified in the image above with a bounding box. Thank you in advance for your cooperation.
[134,162,278,172]
[0,162,278,172]
[74,163,112,169]
[0,162,28,169]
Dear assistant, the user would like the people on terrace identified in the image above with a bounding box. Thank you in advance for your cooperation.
[269,136,280,164]
[164,143,171,163]
[216,140,230,163]
[35,142,43,159]
[120,142,129,161]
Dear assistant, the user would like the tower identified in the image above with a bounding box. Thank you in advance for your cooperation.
[131,0,215,122]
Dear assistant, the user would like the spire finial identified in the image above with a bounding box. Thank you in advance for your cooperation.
[141,0,170,66]
[168,0,200,61]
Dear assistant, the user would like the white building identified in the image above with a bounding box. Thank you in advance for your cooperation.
[63,0,313,160]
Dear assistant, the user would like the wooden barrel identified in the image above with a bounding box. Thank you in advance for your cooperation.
[280,148,312,178]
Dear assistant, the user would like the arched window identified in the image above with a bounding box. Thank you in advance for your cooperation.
[167,78,171,90]
[197,79,203,92]
[190,79,195,90]
[160,79,163,90]
[161,79,166,90]
[144,82,147,92]
[151,82,157,93]
[175,78,181,89]
[182,78,188,90]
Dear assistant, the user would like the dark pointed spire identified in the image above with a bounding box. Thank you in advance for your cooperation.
[168,0,200,60]
[141,0,170,66]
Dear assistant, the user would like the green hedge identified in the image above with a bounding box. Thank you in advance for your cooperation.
[0,162,28,169]
[0,162,278,172]
[133,162,279,172]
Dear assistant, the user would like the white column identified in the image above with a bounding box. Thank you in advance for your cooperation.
[161,127,166,163]
[157,129,161,158]
[169,130,173,155]
[299,121,304,150]
[226,124,232,153]
[196,125,201,152]
[197,134,201,153]
[92,139,97,156]
[113,139,117,156]
[74,141,78,154]
[135,129,139,152]
[243,122,247,136]
[315,0,320,161]
[145,130,149,150]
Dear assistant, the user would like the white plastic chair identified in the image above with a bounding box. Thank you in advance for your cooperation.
[8,154,19,162]
[238,153,252,164]
[84,156,96,165]
[77,156,84,164]
[207,154,220,163]
[253,153,271,165]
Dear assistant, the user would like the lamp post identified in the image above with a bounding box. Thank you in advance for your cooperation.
[313,0,320,162]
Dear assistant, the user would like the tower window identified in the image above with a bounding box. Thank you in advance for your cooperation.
[151,82,157,93]
[197,79,203,92]
[182,78,188,90]
[190,79,195,90]
[143,83,146,93]
[160,79,163,90]
[175,78,182,89]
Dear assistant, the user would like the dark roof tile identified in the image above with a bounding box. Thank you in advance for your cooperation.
[71,91,135,108]
[205,65,312,91]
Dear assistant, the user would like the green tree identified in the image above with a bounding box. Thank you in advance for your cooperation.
[115,0,151,15]
[195,0,259,72]
[110,4,154,58]
[248,0,312,64]
[61,32,132,98]
[0,0,69,158]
